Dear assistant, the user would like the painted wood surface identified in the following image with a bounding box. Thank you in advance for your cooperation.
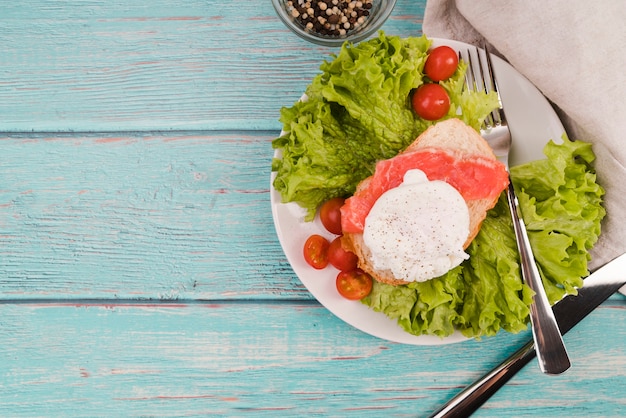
[2,301,625,417]
[1,1,625,417]
[1,0,422,132]
[1,131,301,300]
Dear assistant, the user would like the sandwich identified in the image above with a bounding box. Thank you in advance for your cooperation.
[340,118,509,285]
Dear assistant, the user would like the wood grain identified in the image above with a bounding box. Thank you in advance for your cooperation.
[1,132,303,300]
[2,301,624,417]
[0,0,425,132]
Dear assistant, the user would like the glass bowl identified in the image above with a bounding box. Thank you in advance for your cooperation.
[272,0,397,47]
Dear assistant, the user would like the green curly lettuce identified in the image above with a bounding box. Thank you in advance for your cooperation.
[270,32,605,339]
[362,138,605,339]
[271,32,498,220]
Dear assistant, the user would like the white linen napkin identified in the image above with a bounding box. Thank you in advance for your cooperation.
[423,0,626,271]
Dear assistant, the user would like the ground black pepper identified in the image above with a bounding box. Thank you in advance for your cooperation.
[285,0,375,38]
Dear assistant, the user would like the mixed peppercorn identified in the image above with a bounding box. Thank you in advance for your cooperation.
[286,0,375,38]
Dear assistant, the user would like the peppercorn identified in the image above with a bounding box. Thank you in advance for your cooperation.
[285,0,377,39]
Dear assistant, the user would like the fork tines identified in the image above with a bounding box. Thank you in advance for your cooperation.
[460,47,504,129]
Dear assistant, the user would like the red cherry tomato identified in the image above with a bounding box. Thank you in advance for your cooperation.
[336,269,373,300]
[411,83,451,121]
[424,46,459,82]
[303,234,330,270]
[327,236,358,272]
[319,197,345,235]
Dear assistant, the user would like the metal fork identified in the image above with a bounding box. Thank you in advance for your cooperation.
[462,45,571,375]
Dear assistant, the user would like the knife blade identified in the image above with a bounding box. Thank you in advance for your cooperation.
[429,252,626,418]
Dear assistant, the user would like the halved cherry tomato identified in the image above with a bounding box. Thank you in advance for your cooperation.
[336,269,373,300]
[412,83,450,121]
[303,234,330,269]
[424,46,459,82]
[319,197,345,235]
[327,236,358,272]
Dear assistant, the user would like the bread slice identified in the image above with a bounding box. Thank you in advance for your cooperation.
[342,118,505,286]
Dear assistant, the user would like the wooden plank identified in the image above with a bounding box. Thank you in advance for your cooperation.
[1,132,305,300]
[1,301,624,417]
[0,0,426,133]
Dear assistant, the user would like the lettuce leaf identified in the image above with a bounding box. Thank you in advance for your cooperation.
[512,139,605,303]
[272,33,498,220]
[362,138,605,339]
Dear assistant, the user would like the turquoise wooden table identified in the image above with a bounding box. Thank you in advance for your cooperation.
[2,1,625,416]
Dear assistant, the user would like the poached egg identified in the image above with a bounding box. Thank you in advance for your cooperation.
[362,169,470,283]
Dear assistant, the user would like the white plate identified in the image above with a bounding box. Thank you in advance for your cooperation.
[270,38,567,345]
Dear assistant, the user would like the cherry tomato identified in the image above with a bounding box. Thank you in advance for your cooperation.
[424,46,459,82]
[336,269,373,300]
[319,197,345,235]
[411,83,450,121]
[327,236,358,272]
[303,234,330,270]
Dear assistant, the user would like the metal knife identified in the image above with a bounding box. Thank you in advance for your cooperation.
[429,252,626,418]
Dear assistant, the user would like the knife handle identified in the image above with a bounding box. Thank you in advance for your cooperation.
[428,252,626,417]
[428,340,536,418]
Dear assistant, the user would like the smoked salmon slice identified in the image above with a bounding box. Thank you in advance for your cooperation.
[341,147,509,234]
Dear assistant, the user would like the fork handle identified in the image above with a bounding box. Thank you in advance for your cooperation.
[506,180,571,375]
